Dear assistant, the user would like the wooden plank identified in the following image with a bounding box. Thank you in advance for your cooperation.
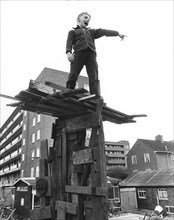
[55,201,77,215]
[17,104,59,117]
[45,81,88,96]
[30,80,87,97]
[56,202,66,220]
[15,90,42,101]
[73,148,93,165]
[64,97,94,110]
[0,93,20,101]
[65,185,107,196]
[127,114,147,118]
[30,206,51,220]
[52,124,66,201]
[7,101,24,107]
[21,100,71,116]
[42,96,87,112]
[87,99,109,220]
[18,90,91,116]
[66,113,99,132]
[61,128,67,192]
[78,94,99,101]
[45,81,68,91]
[29,80,59,95]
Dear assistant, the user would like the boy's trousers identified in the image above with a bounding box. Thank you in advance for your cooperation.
[66,48,100,95]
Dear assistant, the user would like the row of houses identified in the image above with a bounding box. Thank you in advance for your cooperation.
[119,135,174,214]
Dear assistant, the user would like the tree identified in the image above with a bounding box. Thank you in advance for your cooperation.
[107,167,129,180]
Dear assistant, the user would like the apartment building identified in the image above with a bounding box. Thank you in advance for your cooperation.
[0,107,23,187]
[105,141,130,170]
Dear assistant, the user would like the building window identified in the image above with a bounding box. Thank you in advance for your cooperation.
[138,189,146,199]
[146,168,151,171]
[31,150,35,160]
[22,138,25,146]
[158,188,168,200]
[36,166,39,177]
[84,84,89,91]
[131,155,137,164]
[171,154,174,160]
[31,167,34,177]
[32,133,35,143]
[36,148,40,158]
[165,206,174,214]
[144,153,150,163]
[33,117,36,127]
[86,130,91,138]
[23,124,26,131]
[21,198,24,206]
[22,154,25,161]
[37,130,40,140]
[37,114,41,123]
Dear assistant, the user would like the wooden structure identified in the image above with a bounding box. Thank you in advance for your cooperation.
[7,80,146,220]
[13,178,36,219]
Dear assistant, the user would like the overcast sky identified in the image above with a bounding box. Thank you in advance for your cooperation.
[0,1,173,146]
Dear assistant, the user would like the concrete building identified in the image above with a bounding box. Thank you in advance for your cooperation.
[105,141,130,170]
[0,107,23,187]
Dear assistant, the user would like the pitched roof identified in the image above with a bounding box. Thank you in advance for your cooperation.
[13,177,36,186]
[138,139,174,152]
[119,169,174,187]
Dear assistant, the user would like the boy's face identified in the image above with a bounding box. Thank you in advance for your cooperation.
[78,14,90,28]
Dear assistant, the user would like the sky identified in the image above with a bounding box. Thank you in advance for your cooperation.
[0,0,173,147]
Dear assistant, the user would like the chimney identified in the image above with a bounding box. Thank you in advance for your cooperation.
[155,135,163,143]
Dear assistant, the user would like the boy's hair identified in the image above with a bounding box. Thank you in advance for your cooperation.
[77,12,91,22]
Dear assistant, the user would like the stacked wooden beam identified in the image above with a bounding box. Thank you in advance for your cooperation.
[7,80,146,124]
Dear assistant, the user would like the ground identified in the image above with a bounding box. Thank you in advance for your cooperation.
[109,213,174,220]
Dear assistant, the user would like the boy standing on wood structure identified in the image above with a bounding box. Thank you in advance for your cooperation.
[66,12,126,95]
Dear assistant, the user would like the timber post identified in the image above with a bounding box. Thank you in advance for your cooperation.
[52,97,108,220]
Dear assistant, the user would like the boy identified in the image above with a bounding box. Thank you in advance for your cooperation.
[66,12,126,95]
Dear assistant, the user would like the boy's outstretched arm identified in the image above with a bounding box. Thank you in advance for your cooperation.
[118,33,127,40]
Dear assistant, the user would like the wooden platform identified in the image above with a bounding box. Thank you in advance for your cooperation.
[7,80,146,124]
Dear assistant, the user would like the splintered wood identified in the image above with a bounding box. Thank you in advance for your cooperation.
[7,79,146,124]
[9,79,146,220]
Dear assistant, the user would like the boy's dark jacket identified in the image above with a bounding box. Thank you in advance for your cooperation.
[66,25,119,54]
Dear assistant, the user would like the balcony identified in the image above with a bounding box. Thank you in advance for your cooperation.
[106,153,125,158]
[0,125,22,150]
[0,111,23,138]
[0,151,21,166]
[107,159,125,164]
[0,163,21,177]
[0,178,19,187]
[0,137,22,158]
